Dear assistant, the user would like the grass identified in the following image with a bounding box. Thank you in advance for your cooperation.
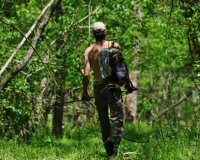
[0,121,199,160]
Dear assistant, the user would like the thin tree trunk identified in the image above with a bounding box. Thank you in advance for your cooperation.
[179,0,200,57]
[52,90,65,136]
[124,5,141,123]
[52,42,66,137]
[125,70,139,123]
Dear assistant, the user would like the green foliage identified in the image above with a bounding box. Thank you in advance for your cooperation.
[0,122,199,159]
[194,60,200,84]
[136,120,200,160]
[0,0,200,153]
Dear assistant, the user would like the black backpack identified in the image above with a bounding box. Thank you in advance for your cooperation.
[108,41,129,86]
[98,41,138,93]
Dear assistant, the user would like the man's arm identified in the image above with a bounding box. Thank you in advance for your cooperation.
[82,48,90,101]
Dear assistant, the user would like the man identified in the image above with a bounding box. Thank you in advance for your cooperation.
[81,22,124,156]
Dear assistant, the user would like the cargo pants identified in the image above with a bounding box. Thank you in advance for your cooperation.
[94,83,124,155]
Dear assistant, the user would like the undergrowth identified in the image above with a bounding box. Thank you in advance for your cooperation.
[0,121,199,160]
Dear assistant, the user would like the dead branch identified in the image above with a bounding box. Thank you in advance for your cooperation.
[88,0,92,46]
[48,4,102,47]
[0,0,62,92]
[0,0,55,76]
[153,90,193,120]
[74,5,102,26]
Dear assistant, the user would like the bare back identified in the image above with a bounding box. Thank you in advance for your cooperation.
[84,40,120,81]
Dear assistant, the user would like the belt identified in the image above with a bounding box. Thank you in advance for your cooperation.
[94,80,105,85]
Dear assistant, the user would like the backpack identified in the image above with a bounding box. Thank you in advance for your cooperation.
[109,41,129,86]
[98,41,129,86]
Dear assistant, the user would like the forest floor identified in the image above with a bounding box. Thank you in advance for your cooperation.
[0,122,199,160]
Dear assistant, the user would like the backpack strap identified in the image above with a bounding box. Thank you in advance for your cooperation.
[108,41,114,49]
[111,41,115,48]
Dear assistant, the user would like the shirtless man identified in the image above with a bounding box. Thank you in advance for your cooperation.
[82,22,124,156]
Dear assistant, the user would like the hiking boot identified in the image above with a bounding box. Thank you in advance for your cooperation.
[105,141,118,156]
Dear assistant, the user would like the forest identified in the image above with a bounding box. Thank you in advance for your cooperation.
[0,0,200,159]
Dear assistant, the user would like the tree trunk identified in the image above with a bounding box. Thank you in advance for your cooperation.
[52,54,66,136]
[179,0,200,57]
[52,90,65,136]
[125,70,139,123]
[124,5,141,123]
[51,4,66,137]
[2,1,16,17]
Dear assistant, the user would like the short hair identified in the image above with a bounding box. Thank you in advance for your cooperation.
[93,29,106,40]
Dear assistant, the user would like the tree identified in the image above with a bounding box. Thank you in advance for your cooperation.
[0,0,199,140]
[0,0,59,91]
[124,3,141,123]
[0,0,62,139]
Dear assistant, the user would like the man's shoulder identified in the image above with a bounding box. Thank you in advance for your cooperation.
[110,41,121,50]
[85,44,95,53]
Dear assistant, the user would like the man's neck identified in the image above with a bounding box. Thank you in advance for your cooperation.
[96,39,105,44]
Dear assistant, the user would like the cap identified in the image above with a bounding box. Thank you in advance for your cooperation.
[93,22,106,31]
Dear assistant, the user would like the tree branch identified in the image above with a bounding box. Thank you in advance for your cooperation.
[153,90,193,120]
[88,0,92,46]
[0,0,62,92]
[74,5,102,25]
[0,0,55,76]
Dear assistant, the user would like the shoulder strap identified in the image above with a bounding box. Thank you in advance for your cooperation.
[108,41,114,49]
[111,41,115,48]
